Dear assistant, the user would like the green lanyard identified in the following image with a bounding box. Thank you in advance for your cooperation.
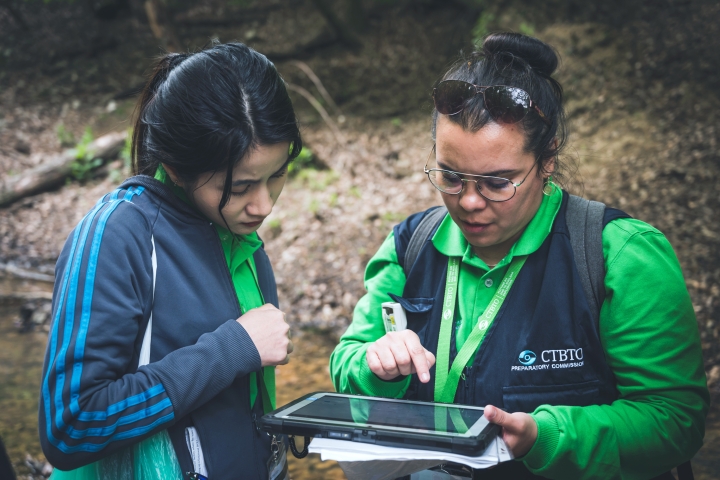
[434,255,528,403]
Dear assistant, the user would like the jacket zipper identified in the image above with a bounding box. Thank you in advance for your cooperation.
[210,223,267,478]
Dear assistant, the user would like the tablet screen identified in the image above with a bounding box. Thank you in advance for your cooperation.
[287,395,485,434]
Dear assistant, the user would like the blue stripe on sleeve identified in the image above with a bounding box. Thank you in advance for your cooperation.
[53,200,112,430]
[44,187,175,451]
[50,412,175,454]
[46,201,107,444]
[69,197,126,416]
[64,397,172,439]
[77,384,165,421]
[42,204,92,447]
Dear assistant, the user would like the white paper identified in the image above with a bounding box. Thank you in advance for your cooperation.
[496,435,514,462]
[308,435,502,470]
[185,427,208,476]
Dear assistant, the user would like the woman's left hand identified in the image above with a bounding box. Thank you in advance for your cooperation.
[484,405,538,458]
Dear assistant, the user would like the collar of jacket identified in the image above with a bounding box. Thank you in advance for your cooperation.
[119,175,210,224]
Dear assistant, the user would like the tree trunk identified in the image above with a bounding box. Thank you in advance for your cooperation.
[0,132,127,208]
[144,0,181,52]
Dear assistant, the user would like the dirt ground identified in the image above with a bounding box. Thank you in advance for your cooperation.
[1,0,719,478]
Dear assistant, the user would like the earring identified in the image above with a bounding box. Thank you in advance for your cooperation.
[543,175,556,196]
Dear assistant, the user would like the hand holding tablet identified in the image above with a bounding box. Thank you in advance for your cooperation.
[483,405,538,458]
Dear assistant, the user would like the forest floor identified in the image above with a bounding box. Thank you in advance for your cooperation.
[1,0,719,478]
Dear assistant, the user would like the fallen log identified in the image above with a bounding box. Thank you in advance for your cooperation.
[0,264,54,283]
[0,131,127,208]
[0,291,53,306]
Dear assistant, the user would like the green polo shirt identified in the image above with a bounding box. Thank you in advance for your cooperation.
[435,188,561,356]
[154,166,275,411]
[329,188,708,479]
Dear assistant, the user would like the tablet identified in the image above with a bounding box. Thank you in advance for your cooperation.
[260,392,498,456]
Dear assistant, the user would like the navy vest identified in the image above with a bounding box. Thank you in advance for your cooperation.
[391,193,625,479]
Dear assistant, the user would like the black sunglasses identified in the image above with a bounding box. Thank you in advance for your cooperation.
[433,80,551,126]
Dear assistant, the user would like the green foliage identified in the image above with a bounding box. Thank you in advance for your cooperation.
[288,146,332,177]
[472,12,495,45]
[349,185,362,198]
[289,146,336,189]
[295,169,339,191]
[56,123,76,148]
[391,117,402,127]
[308,198,320,215]
[69,128,102,182]
[288,147,315,177]
[519,21,535,36]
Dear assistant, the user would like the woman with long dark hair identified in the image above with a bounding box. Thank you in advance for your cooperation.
[39,42,300,479]
[331,33,708,479]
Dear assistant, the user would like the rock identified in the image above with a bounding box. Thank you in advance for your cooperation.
[25,453,52,477]
[16,299,52,333]
[14,139,31,155]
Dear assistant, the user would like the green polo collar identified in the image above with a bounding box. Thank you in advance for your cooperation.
[431,187,563,270]
[154,164,194,206]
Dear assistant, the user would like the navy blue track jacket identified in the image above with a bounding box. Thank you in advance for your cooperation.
[39,176,276,478]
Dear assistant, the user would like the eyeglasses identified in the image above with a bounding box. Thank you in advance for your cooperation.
[433,80,551,126]
[424,145,537,202]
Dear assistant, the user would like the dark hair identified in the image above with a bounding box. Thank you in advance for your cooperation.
[132,42,302,215]
[431,33,568,183]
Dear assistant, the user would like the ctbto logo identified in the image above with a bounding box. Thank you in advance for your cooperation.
[518,350,537,366]
[542,349,583,363]
[512,347,585,371]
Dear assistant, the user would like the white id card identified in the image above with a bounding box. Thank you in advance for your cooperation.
[381,302,407,333]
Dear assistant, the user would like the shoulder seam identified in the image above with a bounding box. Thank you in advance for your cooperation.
[606,229,667,272]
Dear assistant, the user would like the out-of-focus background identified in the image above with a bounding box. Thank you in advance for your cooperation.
[0,0,718,478]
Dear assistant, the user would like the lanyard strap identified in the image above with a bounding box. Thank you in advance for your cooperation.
[434,255,528,403]
[258,368,274,414]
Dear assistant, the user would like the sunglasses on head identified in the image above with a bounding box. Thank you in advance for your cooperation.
[433,80,551,126]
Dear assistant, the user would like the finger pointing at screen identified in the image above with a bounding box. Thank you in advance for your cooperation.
[366,330,436,383]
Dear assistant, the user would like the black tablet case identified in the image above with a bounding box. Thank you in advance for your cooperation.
[260,392,499,456]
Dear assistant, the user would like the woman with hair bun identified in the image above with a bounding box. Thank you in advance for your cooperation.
[39,42,299,479]
[331,33,708,479]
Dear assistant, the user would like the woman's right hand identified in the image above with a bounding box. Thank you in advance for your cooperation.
[237,304,293,367]
[366,330,436,383]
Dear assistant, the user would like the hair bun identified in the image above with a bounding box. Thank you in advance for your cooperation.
[482,32,558,77]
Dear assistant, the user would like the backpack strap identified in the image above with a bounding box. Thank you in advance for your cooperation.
[566,195,606,328]
[402,206,448,277]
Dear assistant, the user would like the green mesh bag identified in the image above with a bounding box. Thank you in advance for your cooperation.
[49,430,183,480]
